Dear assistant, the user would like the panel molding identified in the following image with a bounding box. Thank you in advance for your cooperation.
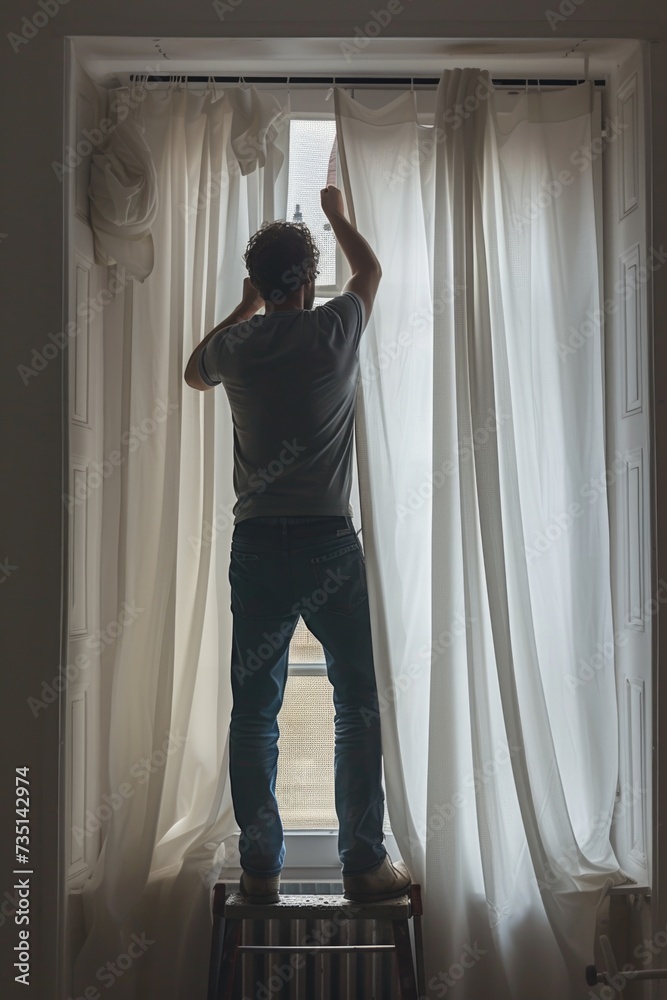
[619,243,643,417]
[75,91,95,226]
[618,71,639,220]
[625,677,648,871]
[68,456,90,639]
[68,684,90,880]
[71,251,92,428]
[624,447,645,631]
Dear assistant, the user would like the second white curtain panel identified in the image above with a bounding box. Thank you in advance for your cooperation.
[335,70,631,1000]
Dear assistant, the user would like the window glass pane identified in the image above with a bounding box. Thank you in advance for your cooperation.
[278,625,392,834]
[276,672,393,834]
[289,616,326,664]
[276,674,337,829]
[287,120,337,287]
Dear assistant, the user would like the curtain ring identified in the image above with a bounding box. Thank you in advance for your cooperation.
[136,72,148,107]
[208,73,219,103]
[134,73,148,121]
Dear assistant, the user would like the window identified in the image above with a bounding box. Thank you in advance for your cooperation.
[285,118,345,302]
[275,117,392,844]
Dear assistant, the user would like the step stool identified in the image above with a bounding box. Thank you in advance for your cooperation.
[586,932,667,987]
[207,882,426,1000]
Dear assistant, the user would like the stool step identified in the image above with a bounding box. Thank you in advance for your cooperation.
[239,944,397,953]
[223,891,411,921]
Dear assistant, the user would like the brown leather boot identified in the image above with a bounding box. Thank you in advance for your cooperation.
[239,870,281,904]
[342,856,411,903]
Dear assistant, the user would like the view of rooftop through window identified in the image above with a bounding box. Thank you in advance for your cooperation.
[286,118,338,288]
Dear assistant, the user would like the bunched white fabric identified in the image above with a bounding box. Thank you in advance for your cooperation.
[73,79,290,999]
[88,108,159,281]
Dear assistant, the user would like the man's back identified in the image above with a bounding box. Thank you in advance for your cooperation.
[198,291,367,523]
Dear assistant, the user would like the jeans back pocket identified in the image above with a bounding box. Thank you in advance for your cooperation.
[310,542,368,617]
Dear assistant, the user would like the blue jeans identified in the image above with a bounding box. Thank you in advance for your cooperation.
[228,514,387,878]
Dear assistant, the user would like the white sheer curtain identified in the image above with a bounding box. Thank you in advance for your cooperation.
[336,72,634,999]
[73,79,290,999]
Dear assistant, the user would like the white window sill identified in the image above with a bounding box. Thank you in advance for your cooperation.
[219,832,400,884]
[283,830,400,877]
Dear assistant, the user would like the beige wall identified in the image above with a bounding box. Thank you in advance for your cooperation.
[0,2,665,996]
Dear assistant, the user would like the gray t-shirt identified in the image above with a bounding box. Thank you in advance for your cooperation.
[197,291,367,524]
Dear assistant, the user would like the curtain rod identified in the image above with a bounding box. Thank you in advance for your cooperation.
[128,74,605,88]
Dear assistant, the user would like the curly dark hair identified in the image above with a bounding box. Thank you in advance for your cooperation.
[243,221,320,303]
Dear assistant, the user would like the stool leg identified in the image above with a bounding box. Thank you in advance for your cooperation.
[412,912,427,999]
[208,884,227,1000]
[207,911,225,1000]
[409,887,426,999]
[393,919,418,1000]
[218,918,242,1000]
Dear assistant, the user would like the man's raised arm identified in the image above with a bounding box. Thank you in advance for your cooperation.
[320,185,382,323]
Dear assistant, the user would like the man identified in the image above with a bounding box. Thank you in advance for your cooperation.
[184,185,410,905]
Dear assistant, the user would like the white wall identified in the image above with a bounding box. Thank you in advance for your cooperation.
[0,2,665,997]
